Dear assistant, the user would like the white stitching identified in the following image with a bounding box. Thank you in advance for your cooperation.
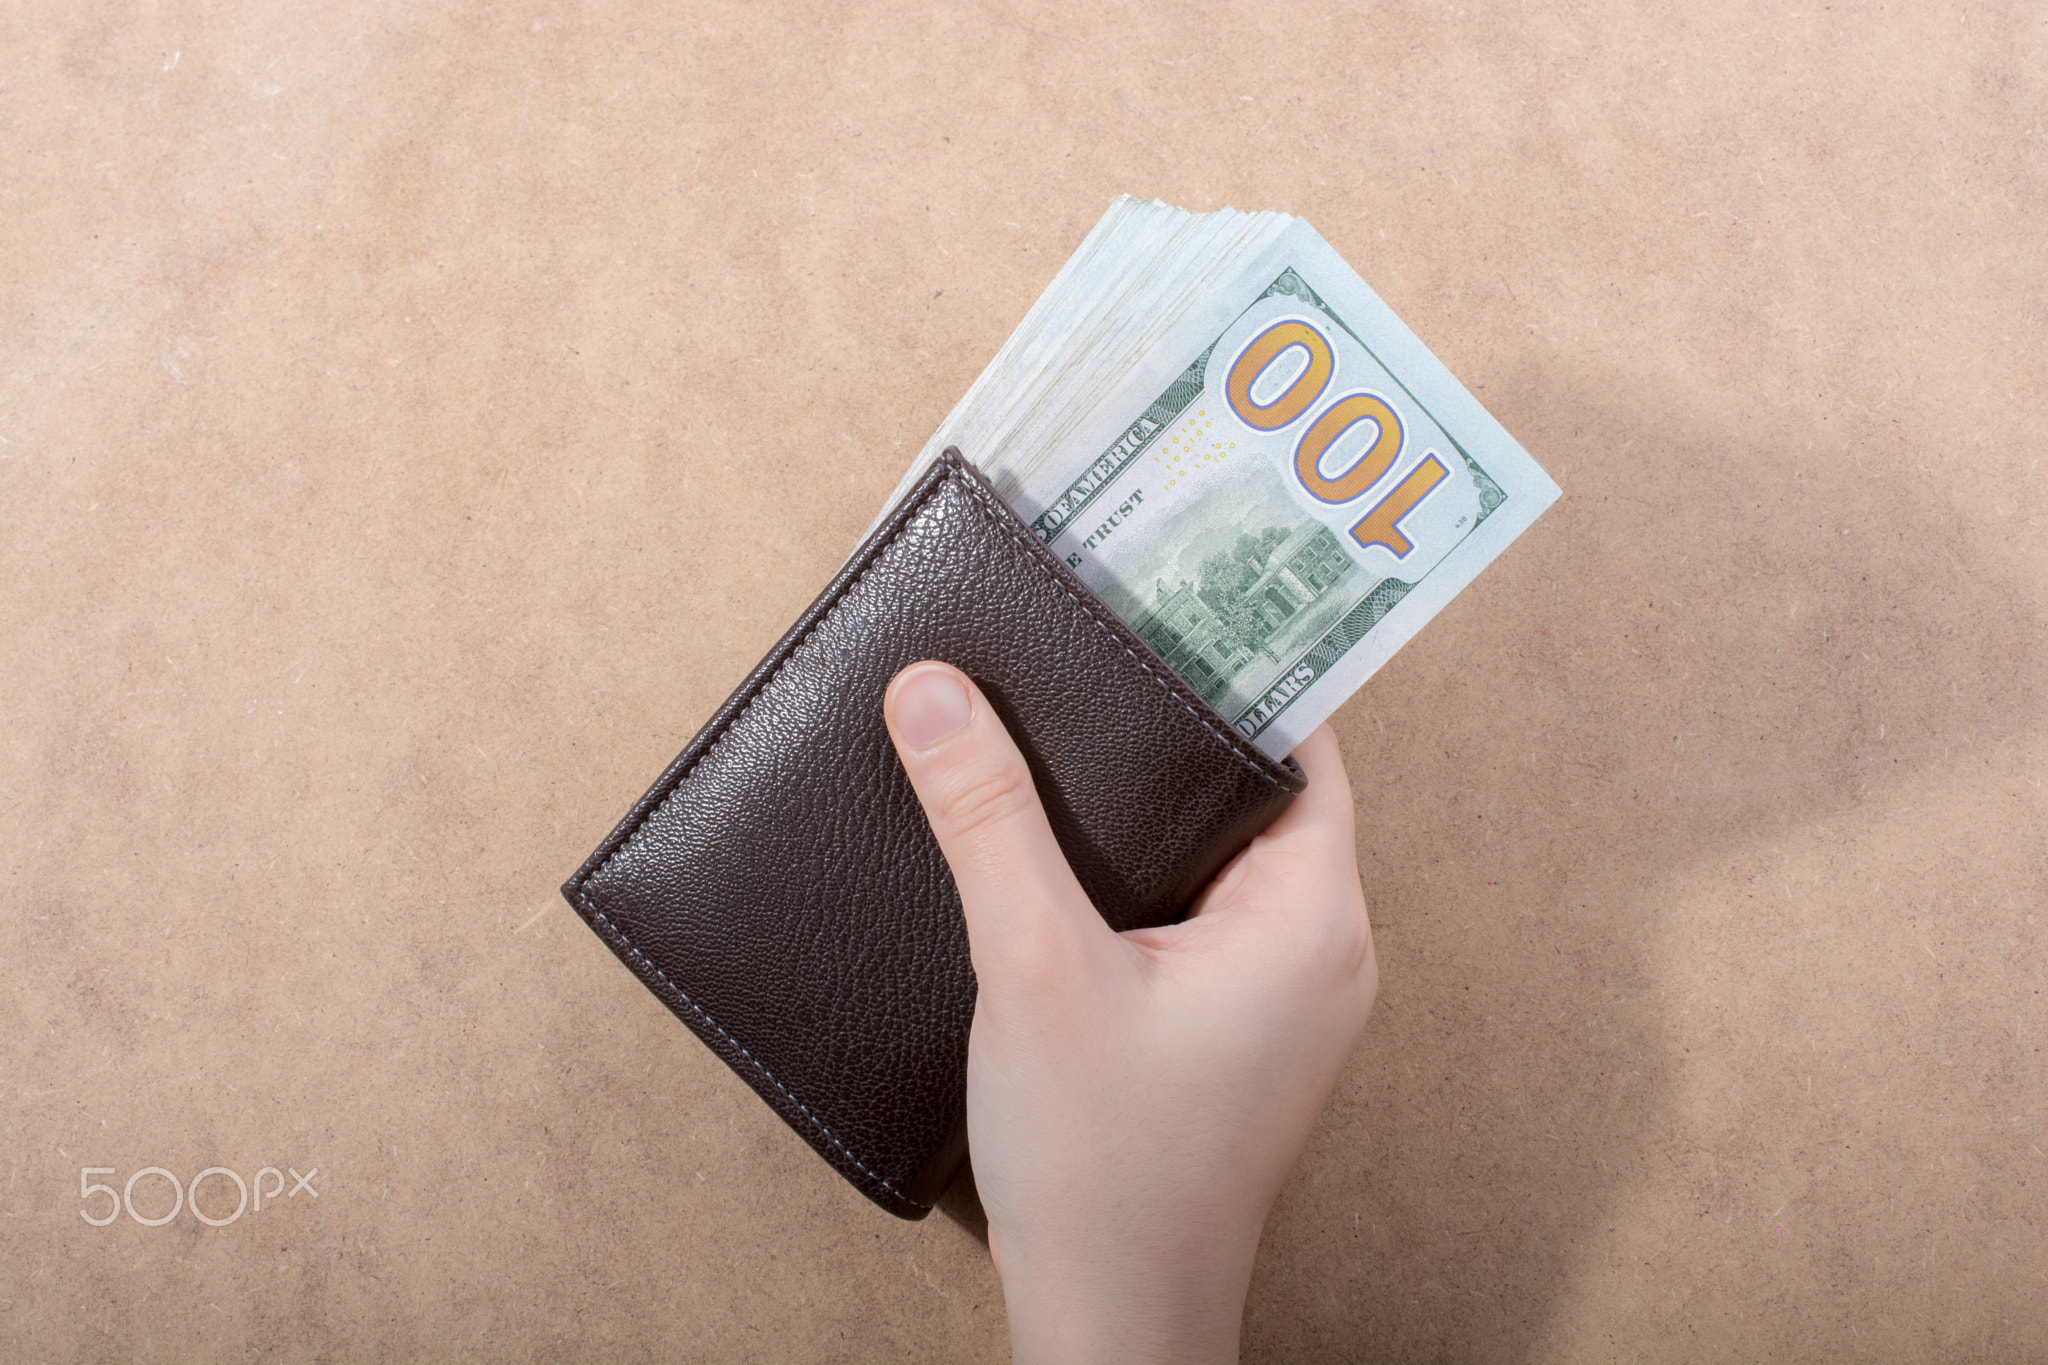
[574,890,927,1208]
[573,469,968,1211]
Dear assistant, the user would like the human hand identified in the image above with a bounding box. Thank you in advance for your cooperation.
[884,661,1378,1364]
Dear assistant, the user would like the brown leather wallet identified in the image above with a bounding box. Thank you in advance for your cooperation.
[561,449,1304,1217]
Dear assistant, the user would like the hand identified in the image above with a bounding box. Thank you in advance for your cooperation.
[884,662,1378,1364]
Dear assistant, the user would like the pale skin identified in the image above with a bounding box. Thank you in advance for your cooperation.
[884,661,1380,1364]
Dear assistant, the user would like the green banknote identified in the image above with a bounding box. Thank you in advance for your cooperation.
[902,200,1559,758]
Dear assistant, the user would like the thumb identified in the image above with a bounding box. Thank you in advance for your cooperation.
[883,662,1103,974]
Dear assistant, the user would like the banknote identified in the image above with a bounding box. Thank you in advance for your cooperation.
[897,201,1560,759]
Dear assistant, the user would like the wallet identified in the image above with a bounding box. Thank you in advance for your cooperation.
[560,449,1305,1218]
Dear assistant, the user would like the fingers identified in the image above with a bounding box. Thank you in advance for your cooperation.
[1268,724,1358,853]
[884,662,1104,973]
[1178,725,1373,973]
[1270,725,1376,984]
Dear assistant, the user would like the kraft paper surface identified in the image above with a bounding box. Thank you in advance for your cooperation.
[4,4,2043,1360]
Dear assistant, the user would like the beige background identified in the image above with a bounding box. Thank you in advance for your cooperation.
[5,2,2044,1360]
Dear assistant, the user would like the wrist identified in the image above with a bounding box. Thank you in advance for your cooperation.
[995,1210,1264,1365]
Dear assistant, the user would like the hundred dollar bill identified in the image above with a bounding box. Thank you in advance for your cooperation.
[895,200,1561,760]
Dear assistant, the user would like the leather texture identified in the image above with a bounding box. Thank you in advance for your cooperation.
[561,449,1305,1218]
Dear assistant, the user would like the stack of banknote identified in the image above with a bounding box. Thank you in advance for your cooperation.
[876,197,1560,759]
